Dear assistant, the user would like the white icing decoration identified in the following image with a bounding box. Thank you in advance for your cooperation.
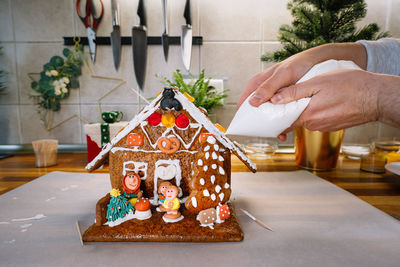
[0,222,10,225]
[219,166,225,175]
[219,192,224,201]
[111,147,198,154]
[215,185,221,193]
[204,145,210,152]
[207,136,216,144]
[218,155,224,161]
[214,144,219,151]
[105,211,136,227]
[191,196,198,208]
[86,89,257,173]
[203,189,210,197]
[197,159,203,166]
[211,164,217,169]
[211,175,216,184]
[211,194,216,201]
[153,159,182,201]
[123,161,148,179]
[224,183,230,189]
[205,152,210,159]
[212,152,218,160]
[11,214,46,222]
[203,165,208,171]
[200,178,205,185]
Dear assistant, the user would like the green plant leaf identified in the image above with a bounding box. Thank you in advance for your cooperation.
[50,56,64,67]
[63,48,71,57]
[70,77,79,88]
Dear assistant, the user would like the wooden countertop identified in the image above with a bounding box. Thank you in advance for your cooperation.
[1,153,399,220]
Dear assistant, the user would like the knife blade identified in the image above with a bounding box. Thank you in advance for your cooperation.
[161,0,169,62]
[132,0,147,91]
[110,0,121,70]
[181,0,192,71]
[240,208,273,231]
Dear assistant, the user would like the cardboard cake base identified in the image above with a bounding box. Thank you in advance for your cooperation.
[82,203,243,242]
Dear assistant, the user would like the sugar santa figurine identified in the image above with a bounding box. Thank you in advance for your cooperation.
[162,185,183,223]
[122,172,143,207]
[157,181,172,212]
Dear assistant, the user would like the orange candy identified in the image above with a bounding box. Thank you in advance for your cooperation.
[161,113,175,128]
[126,133,144,146]
[199,133,215,143]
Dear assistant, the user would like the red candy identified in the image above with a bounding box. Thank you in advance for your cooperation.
[175,114,190,129]
[148,112,162,126]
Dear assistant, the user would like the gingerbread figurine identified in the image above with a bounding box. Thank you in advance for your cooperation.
[157,181,172,212]
[162,185,183,223]
[122,172,143,207]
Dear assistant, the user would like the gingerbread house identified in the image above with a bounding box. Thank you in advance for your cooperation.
[83,88,256,242]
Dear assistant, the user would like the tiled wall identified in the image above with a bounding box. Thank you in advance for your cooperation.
[0,0,399,145]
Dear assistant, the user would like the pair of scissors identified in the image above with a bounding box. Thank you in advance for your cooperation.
[76,0,104,63]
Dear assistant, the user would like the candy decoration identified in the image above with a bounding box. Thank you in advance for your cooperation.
[183,92,195,102]
[161,113,175,128]
[134,198,151,211]
[197,208,217,225]
[215,123,226,133]
[126,133,144,146]
[160,87,182,111]
[157,136,180,154]
[199,133,215,143]
[217,204,230,221]
[175,114,190,129]
[148,112,162,126]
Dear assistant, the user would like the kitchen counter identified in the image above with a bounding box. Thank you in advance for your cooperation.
[1,153,399,220]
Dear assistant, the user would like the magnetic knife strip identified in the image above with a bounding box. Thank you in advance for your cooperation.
[63,36,203,46]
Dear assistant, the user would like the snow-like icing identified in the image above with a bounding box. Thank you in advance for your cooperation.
[211,194,216,201]
[219,193,224,201]
[191,196,197,208]
[211,164,217,169]
[207,136,216,144]
[110,147,198,154]
[203,165,208,171]
[211,175,215,184]
[105,211,135,227]
[219,166,225,175]
[212,152,218,160]
[215,185,221,193]
[197,159,203,166]
[203,189,210,197]
[123,161,148,179]
[205,152,210,159]
[214,144,219,151]
[224,183,230,189]
[204,145,210,152]
[200,178,205,185]
[218,155,224,161]
[153,159,182,200]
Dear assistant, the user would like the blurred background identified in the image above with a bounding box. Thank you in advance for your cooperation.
[0,0,399,147]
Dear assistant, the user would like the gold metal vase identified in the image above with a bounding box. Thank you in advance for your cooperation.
[294,127,344,171]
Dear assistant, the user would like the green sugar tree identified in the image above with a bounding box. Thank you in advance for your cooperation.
[262,0,389,62]
[106,189,134,223]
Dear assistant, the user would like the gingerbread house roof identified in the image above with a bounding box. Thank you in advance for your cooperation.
[85,90,257,173]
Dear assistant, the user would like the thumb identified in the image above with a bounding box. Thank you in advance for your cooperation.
[270,80,318,104]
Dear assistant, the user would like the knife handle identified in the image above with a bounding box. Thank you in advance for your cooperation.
[111,0,120,26]
[137,0,147,27]
[183,0,191,26]
[162,0,168,34]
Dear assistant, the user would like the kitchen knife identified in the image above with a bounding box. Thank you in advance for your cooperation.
[110,0,121,70]
[181,0,192,71]
[161,0,169,62]
[132,0,147,91]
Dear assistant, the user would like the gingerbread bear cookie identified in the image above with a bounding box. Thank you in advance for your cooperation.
[185,135,231,213]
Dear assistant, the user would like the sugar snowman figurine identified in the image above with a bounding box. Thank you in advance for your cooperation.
[122,172,143,207]
[157,181,172,212]
[162,185,184,223]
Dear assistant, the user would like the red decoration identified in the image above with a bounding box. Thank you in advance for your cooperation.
[218,204,230,221]
[148,112,162,126]
[135,198,151,211]
[86,135,102,162]
[175,114,190,129]
[127,133,144,146]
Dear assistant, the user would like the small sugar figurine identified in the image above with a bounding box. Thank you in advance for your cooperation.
[157,181,172,212]
[122,172,143,207]
[162,185,184,223]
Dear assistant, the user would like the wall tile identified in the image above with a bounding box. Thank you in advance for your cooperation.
[74,0,200,39]
[343,122,379,145]
[0,43,18,104]
[12,0,74,42]
[80,103,138,144]
[19,104,83,144]
[358,0,388,33]
[389,0,400,37]
[15,43,80,105]
[262,42,283,70]
[379,122,400,139]
[0,105,21,144]
[199,0,262,41]
[0,0,13,41]
[262,0,292,41]
[201,42,261,104]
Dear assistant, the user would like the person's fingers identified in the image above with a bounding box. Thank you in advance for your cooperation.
[248,68,293,107]
[277,134,287,142]
[270,79,320,104]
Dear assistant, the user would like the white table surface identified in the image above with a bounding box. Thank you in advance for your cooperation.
[1,171,400,267]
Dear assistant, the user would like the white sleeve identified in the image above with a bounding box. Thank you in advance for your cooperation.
[356,38,400,76]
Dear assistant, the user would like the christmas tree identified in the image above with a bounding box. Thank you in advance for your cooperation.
[106,189,134,223]
[262,0,389,62]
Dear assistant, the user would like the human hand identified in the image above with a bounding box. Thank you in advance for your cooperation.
[270,69,379,141]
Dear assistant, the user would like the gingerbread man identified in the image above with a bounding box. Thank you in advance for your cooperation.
[162,185,181,220]
[122,172,143,207]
